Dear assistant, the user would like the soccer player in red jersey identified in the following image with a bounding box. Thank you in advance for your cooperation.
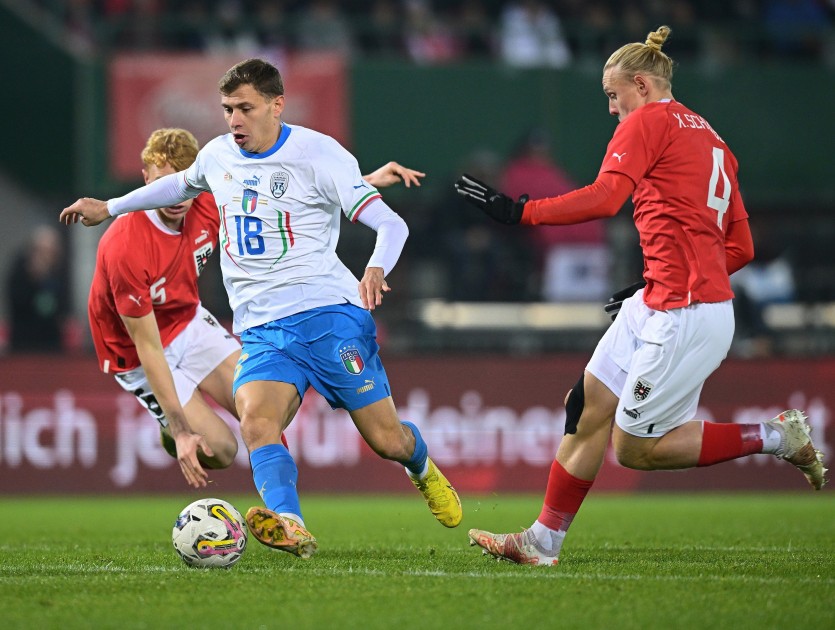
[88,127,424,489]
[456,26,827,566]
[89,128,240,487]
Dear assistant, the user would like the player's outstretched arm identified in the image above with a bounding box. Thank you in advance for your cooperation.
[121,312,213,488]
[60,197,111,226]
[364,161,425,188]
[454,173,528,225]
[62,173,197,227]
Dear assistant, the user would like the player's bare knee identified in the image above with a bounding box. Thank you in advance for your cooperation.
[615,451,651,470]
[203,438,238,468]
[239,414,274,449]
[199,453,229,470]
[613,441,654,470]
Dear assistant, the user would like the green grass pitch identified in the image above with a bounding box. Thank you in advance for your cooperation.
[1,493,832,629]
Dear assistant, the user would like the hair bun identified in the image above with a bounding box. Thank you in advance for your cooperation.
[645,25,671,51]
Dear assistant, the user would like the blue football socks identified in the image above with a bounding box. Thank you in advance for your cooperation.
[401,420,428,478]
[250,443,303,520]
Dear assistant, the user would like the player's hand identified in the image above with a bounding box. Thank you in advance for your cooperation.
[60,198,111,227]
[174,431,214,489]
[364,161,425,189]
[604,280,647,321]
[359,266,390,311]
[454,174,527,225]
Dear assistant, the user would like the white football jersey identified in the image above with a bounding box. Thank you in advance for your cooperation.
[183,124,382,333]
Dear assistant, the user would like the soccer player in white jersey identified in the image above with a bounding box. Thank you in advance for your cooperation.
[89,127,425,489]
[62,58,462,559]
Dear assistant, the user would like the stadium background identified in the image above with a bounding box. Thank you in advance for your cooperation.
[0,0,833,495]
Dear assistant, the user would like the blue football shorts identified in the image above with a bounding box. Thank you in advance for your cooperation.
[233,303,391,411]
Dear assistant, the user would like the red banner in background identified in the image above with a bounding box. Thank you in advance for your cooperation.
[108,52,349,180]
[0,355,831,495]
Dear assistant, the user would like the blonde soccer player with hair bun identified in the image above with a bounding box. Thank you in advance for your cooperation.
[457,26,827,566]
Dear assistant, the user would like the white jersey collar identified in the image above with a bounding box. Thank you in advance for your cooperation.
[145,209,182,235]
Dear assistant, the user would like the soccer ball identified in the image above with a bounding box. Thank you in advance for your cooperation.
[172,498,248,568]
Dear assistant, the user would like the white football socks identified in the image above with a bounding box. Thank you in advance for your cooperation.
[760,422,783,454]
[406,459,430,480]
[530,520,566,555]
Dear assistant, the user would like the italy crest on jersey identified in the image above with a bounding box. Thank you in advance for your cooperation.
[340,346,365,375]
[270,171,289,198]
[242,189,258,214]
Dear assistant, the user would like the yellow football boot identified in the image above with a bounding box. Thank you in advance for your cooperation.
[410,458,463,528]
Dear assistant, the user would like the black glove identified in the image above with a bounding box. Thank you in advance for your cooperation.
[604,280,647,321]
[455,173,528,225]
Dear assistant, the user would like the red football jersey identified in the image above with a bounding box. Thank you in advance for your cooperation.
[599,100,748,310]
[88,193,219,373]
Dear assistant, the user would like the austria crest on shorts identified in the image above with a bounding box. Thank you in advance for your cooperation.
[633,378,653,402]
[242,188,258,214]
[340,346,365,375]
[270,171,289,198]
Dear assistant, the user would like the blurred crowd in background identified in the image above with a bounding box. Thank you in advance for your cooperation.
[33,0,835,64]
[4,0,835,358]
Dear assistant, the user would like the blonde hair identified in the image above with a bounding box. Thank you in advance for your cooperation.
[140,128,199,172]
[604,26,674,89]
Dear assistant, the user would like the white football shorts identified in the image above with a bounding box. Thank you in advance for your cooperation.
[586,289,734,438]
[114,305,240,427]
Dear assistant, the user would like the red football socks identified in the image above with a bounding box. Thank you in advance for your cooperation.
[697,422,763,466]
[537,460,594,532]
